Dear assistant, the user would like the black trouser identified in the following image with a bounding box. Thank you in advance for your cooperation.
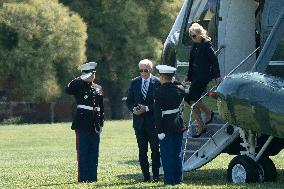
[135,127,160,180]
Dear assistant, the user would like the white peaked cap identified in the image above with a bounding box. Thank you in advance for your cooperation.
[156,65,176,74]
[78,62,97,71]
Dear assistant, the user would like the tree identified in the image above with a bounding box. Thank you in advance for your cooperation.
[0,0,87,101]
[59,0,183,119]
[135,0,184,40]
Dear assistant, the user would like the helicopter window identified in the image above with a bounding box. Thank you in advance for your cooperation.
[182,0,218,46]
[266,34,284,79]
[271,34,284,61]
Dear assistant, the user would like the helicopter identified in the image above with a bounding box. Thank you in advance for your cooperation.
[162,0,284,183]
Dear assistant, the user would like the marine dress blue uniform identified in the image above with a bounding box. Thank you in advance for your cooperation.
[65,62,104,182]
[154,65,186,186]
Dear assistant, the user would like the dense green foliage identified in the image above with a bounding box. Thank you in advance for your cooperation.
[0,0,87,101]
[59,0,183,118]
[1,121,284,188]
[0,0,184,118]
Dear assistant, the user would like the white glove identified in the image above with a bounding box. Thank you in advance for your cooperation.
[158,133,165,140]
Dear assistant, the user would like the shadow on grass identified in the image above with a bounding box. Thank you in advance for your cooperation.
[117,168,284,187]
[35,169,284,188]
[183,169,227,186]
[37,181,143,189]
[37,181,77,187]
[117,173,144,183]
[94,176,162,188]
[116,169,227,186]
[37,178,159,189]
[184,168,284,187]
[116,169,226,186]
[119,160,140,165]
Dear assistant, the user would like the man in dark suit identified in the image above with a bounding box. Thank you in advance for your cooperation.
[65,62,104,182]
[126,59,161,182]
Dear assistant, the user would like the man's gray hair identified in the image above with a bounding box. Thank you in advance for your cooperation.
[138,59,153,69]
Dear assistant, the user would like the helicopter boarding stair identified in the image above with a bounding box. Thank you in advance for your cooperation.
[182,111,240,171]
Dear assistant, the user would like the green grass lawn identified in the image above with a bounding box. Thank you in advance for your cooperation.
[1,120,284,189]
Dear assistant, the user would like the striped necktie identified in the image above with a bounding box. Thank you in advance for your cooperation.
[141,80,148,100]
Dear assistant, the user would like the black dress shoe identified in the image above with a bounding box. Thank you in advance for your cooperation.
[152,177,159,182]
[205,111,214,125]
[143,178,150,182]
[192,128,207,138]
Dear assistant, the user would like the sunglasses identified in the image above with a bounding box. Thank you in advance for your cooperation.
[139,69,149,73]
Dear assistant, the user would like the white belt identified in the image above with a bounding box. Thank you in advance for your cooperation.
[162,108,180,117]
[77,105,100,111]
[77,105,93,110]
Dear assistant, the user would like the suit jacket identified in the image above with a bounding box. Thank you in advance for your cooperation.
[65,78,104,131]
[126,75,160,130]
[187,40,220,83]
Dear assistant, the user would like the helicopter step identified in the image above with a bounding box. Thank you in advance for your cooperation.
[182,112,239,171]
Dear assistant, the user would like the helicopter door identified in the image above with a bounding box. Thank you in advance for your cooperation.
[181,0,219,47]
[176,0,219,64]
[173,0,219,80]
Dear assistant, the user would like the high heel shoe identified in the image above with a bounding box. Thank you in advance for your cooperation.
[192,128,207,138]
[205,111,214,125]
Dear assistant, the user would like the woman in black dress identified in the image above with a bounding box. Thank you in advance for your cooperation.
[186,23,222,137]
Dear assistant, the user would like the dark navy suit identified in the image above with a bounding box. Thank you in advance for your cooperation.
[65,78,104,182]
[126,75,161,181]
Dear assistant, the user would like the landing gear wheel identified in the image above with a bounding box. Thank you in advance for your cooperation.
[228,155,259,183]
[258,157,277,182]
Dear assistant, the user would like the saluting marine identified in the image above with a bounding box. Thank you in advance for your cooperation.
[154,65,187,186]
[65,61,104,183]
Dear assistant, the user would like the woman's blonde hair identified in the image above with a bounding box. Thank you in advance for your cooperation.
[189,23,211,41]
